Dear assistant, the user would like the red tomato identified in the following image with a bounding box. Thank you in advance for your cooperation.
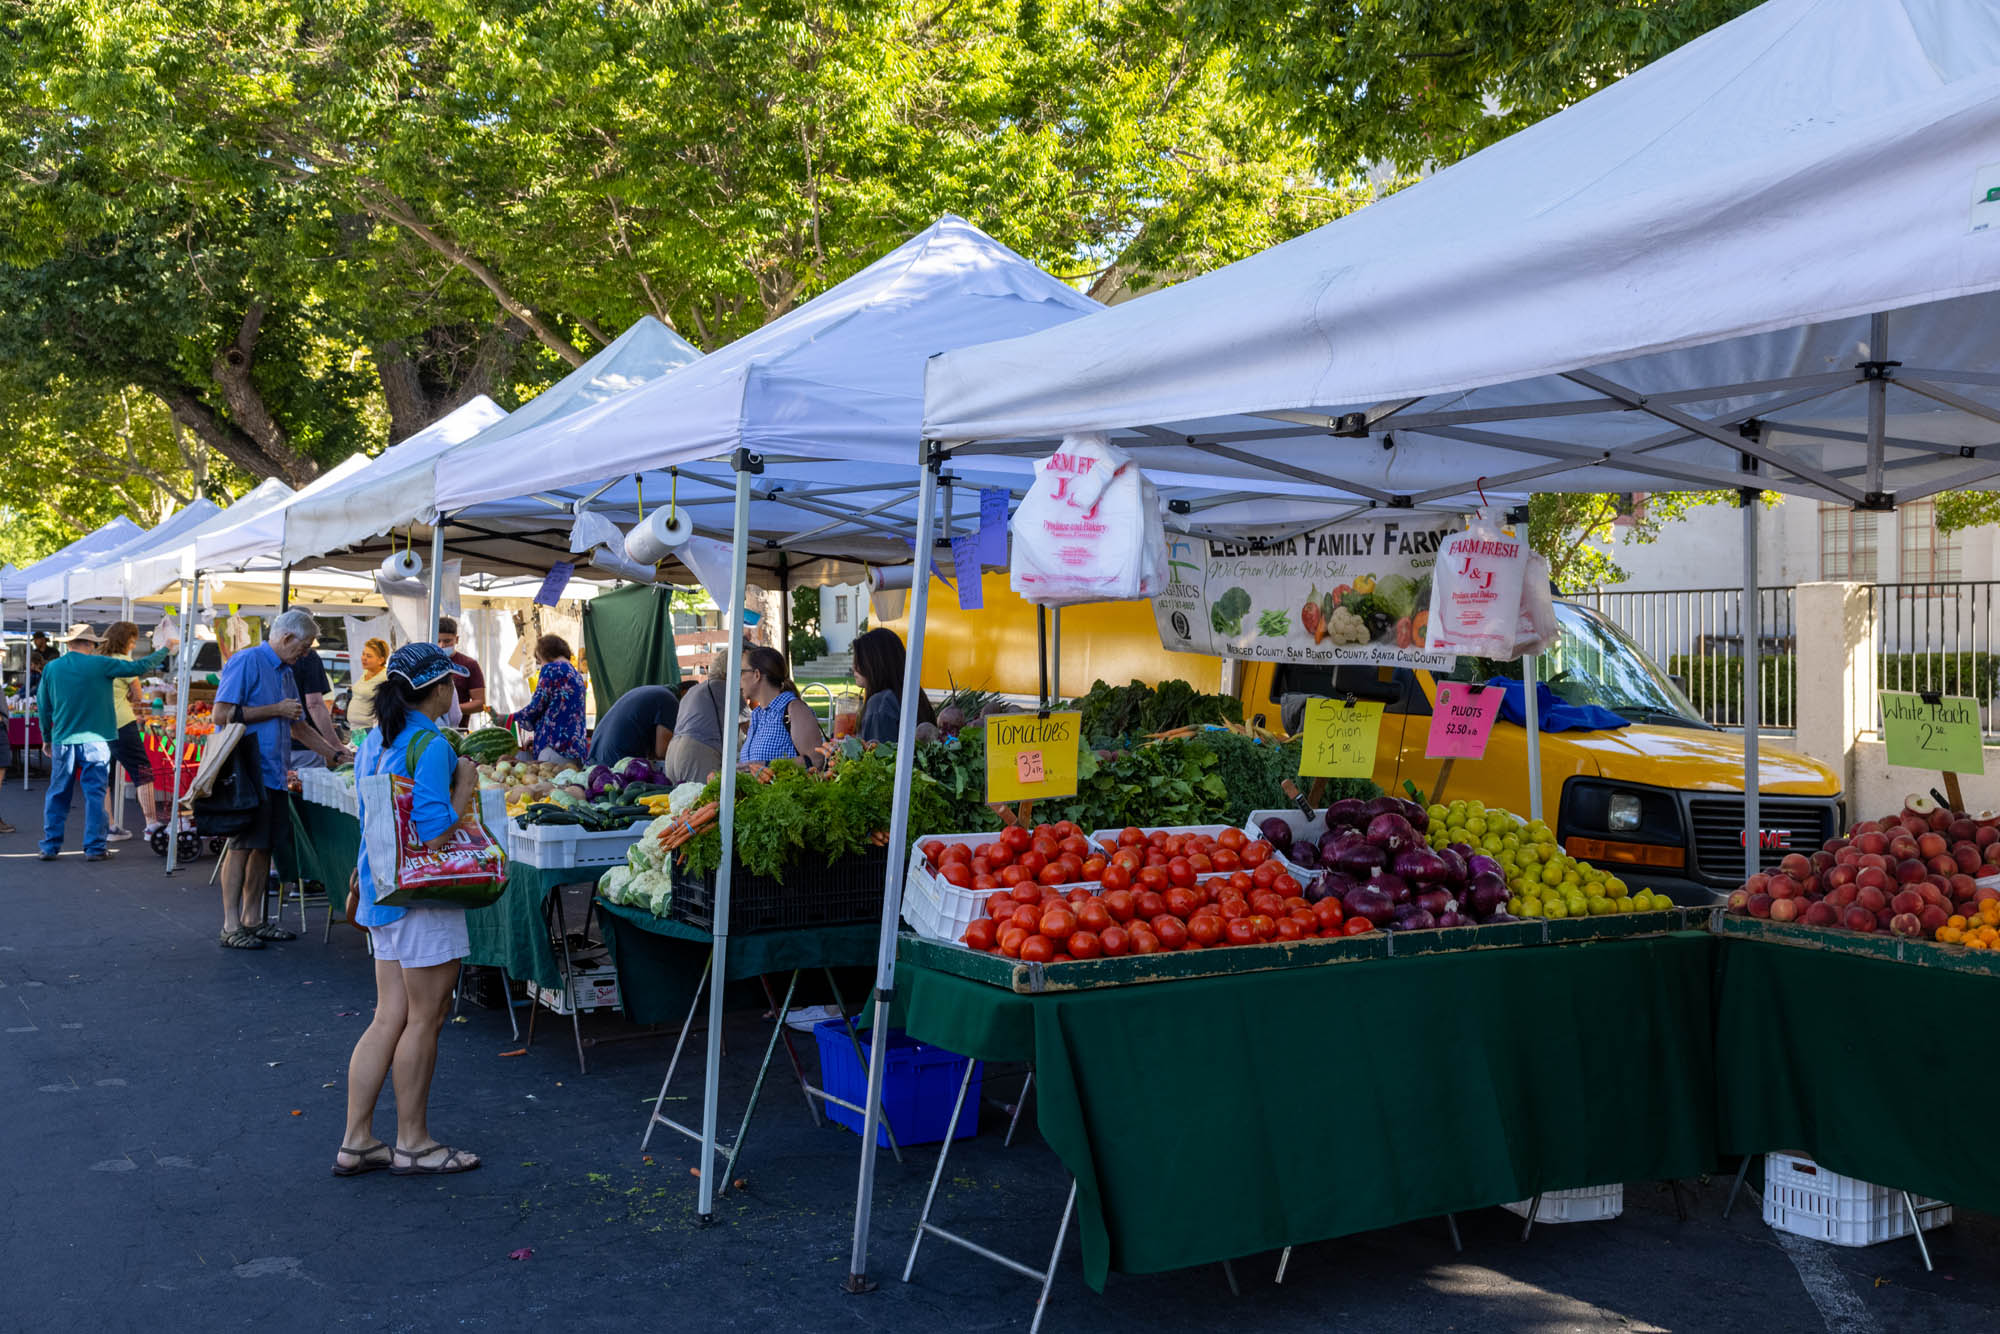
[1078,899,1112,932]
[1166,858,1196,889]
[1271,873,1301,897]
[995,865,1026,888]
[1058,854,1084,880]
[1217,827,1247,851]
[1111,849,1143,872]
[1081,856,1107,881]
[1039,906,1077,938]
[963,918,997,950]
[1164,887,1200,919]
[1067,930,1102,960]
[1066,887,1092,906]
[1145,849,1170,869]
[1010,904,1040,932]
[1245,913,1276,940]
[1018,850,1048,877]
[973,874,999,892]
[1227,871,1254,894]
[1037,863,1069,887]
[1187,852,1214,875]
[1099,926,1131,956]
[1136,890,1168,920]
[1153,917,1189,951]
[987,891,1014,917]
[970,856,993,878]
[1102,890,1136,923]
[1290,908,1318,929]
[1219,897,1249,920]
[1129,928,1161,955]
[1163,835,1187,858]
[1009,883,1041,905]
[998,926,1028,957]
[922,840,947,867]
[1001,825,1032,853]
[1274,918,1305,942]
[1210,848,1240,872]
[1284,896,1310,912]
[1059,835,1090,859]
[1313,898,1345,930]
[1099,864,1132,893]
[941,862,974,889]
[1241,841,1272,867]
[1188,914,1224,946]
[1250,892,1286,918]
[1053,821,1081,840]
[1020,934,1056,964]
[1343,917,1376,936]
[943,842,973,863]
[1224,918,1258,946]
[1117,825,1145,847]
[1136,866,1170,891]
[1250,862,1280,889]
[1032,837,1060,859]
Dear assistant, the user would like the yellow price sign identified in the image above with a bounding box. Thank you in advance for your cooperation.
[1299,698,1386,779]
[986,711,1081,803]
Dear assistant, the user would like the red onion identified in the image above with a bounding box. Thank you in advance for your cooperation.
[1325,798,1369,829]
[1415,887,1454,916]
[1393,848,1449,885]
[1342,883,1398,926]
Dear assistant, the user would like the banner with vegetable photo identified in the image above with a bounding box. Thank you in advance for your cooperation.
[1151,516,1459,669]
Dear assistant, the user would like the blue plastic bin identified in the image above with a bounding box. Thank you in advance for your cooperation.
[813,1019,981,1147]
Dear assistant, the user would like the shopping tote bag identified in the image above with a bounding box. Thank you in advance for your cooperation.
[359,730,508,909]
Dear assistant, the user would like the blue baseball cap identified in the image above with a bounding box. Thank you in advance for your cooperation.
[387,642,471,690]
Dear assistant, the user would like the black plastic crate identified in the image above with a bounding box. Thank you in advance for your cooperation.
[669,846,889,934]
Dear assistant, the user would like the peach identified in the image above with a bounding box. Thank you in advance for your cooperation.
[1826,865,1857,889]
[1809,851,1836,875]
[1976,886,2000,905]
[1951,873,1978,898]
[1955,845,1983,874]
[1768,874,1801,900]
[1843,905,1878,932]
[1803,901,1839,927]
[1950,818,1978,844]
[1919,832,1949,860]
[1770,897,1800,923]
[1890,912,1925,938]
[1826,884,1858,909]
[1856,866,1892,893]
[1978,826,2000,848]
[1898,858,1931,884]
[1929,854,1960,878]
[1779,853,1812,879]
[1856,832,1890,856]
[1892,889,1925,916]
[1986,842,2000,867]
[1726,889,1751,913]
[1858,885,1889,912]
[1890,836,1921,861]
[1748,893,1774,919]
[1851,820,1881,837]
[1877,907,1898,930]
[1823,837,1851,855]
[1920,904,1950,932]
[1836,847,1861,867]
[1932,807,1956,832]
[1742,873,1770,896]
[1902,814,1930,839]
[1919,883,1949,909]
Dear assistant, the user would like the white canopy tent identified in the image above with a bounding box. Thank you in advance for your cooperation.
[166,454,373,583]
[64,479,295,607]
[26,502,223,609]
[2,517,143,607]
[838,0,2000,1289]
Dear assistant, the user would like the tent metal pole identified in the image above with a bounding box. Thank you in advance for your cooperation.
[426,523,447,637]
[697,455,757,1224]
[778,554,791,659]
[1523,652,1543,823]
[1742,487,1761,883]
[16,604,25,792]
[1052,608,1061,703]
[1037,607,1050,708]
[1866,313,1889,498]
[166,574,199,876]
[279,567,291,613]
[847,448,941,1292]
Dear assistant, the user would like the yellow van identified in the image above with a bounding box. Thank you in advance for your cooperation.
[897,573,1841,902]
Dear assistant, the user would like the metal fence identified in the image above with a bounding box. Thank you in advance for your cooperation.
[1865,581,2000,739]
[1580,586,1797,733]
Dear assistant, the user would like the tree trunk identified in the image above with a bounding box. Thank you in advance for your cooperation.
[207,304,318,485]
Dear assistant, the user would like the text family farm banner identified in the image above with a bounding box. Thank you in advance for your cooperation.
[1152,516,1461,670]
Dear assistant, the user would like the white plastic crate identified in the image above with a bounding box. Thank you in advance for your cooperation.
[902,832,1008,944]
[1244,808,1333,882]
[1761,1152,1952,1247]
[509,818,650,869]
[530,962,620,1016]
[1503,1183,1624,1223]
[1089,824,1235,854]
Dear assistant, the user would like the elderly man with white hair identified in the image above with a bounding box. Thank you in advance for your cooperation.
[210,609,352,950]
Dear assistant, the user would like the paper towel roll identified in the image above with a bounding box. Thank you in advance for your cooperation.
[868,565,915,591]
[586,546,659,584]
[382,549,424,581]
[623,507,694,566]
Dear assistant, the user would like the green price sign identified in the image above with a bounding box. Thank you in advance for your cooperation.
[1880,692,1986,776]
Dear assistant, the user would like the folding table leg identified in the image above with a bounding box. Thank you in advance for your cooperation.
[547,883,587,1075]
[640,951,713,1152]
[1519,1194,1543,1241]
[1028,1184,1078,1334]
[1722,1153,1759,1219]
[1902,1191,1934,1272]
[759,972,822,1127]
[1005,1069,1034,1148]
[821,968,902,1163]
[1445,1213,1462,1253]
[905,1058,977,1282]
[1275,1246,1291,1284]
[717,968,802,1198]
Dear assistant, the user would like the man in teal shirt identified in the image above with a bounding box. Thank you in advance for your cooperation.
[38,623,168,861]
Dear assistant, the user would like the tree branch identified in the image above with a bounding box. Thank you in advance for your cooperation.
[207,303,317,485]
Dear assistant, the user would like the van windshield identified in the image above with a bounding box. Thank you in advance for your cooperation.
[1443,603,1709,728]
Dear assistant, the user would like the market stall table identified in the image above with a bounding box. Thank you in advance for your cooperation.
[595,899,902,1190]
[891,930,1718,1303]
[283,797,360,938]
[1715,929,2000,1253]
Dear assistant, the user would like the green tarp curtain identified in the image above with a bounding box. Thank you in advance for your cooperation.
[581,583,680,716]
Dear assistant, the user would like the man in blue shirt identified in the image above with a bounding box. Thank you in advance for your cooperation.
[211,609,351,950]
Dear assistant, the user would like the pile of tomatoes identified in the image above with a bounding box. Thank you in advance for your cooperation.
[932,823,1376,963]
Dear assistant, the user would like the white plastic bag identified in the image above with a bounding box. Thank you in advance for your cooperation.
[1511,551,1561,658]
[1425,509,1530,659]
[1009,433,1167,606]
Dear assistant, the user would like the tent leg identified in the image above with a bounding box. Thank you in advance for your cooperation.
[697,454,758,1224]
[21,607,30,793]
[279,566,291,613]
[1051,608,1060,703]
[1036,607,1049,708]
[166,574,199,877]
[1866,313,1888,497]
[1742,487,1761,885]
[426,523,447,637]
[847,447,942,1291]
[1523,652,1543,823]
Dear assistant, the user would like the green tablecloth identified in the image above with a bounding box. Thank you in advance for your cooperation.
[288,800,361,921]
[464,864,587,992]
[895,931,1718,1290]
[595,900,881,1025]
[1715,937,2000,1214]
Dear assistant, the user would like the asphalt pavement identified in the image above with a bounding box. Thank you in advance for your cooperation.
[5,779,1998,1333]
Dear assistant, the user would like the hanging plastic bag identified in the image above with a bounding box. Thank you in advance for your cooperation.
[1009,433,1167,606]
[1511,551,1561,658]
[1424,508,1530,658]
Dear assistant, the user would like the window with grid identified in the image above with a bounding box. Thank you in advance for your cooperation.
[1819,503,1879,581]
[1897,499,1962,585]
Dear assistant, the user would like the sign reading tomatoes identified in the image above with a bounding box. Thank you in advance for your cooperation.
[985,710,1082,802]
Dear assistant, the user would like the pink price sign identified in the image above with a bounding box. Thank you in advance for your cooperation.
[1425,683,1505,759]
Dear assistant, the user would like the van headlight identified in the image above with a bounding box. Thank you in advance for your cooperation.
[1607,793,1643,832]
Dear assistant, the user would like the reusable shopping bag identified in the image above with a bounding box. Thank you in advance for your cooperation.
[360,730,508,909]
[1009,432,1167,606]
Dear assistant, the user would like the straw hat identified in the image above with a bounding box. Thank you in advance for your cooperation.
[55,622,102,644]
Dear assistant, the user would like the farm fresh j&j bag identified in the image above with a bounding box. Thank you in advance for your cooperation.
[1009,432,1168,606]
[1424,508,1531,659]
[359,729,508,910]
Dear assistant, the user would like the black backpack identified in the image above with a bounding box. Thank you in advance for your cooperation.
[193,735,265,836]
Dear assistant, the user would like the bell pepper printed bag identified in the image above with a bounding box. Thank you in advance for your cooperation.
[359,729,508,910]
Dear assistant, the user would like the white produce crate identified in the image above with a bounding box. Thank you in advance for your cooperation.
[1089,824,1235,853]
[1244,808,1333,882]
[1503,1184,1624,1223]
[1761,1152,1952,1247]
[530,962,620,1016]
[509,818,651,870]
[902,832,1008,944]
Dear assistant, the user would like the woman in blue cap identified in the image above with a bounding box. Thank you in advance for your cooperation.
[333,643,483,1178]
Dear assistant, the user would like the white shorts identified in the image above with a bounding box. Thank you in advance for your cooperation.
[369,906,470,969]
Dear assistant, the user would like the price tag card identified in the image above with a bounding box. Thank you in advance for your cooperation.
[986,710,1081,802]
[1425,683,1504,759]
[978,487,1010,568]
[534,561,575,607]
[1881,692,1986,775]
[950,534,984,610]
[1299,698,1386,778]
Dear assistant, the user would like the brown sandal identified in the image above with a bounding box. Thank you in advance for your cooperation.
[391,1142,481,1176]
[332,1141,393,1177]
